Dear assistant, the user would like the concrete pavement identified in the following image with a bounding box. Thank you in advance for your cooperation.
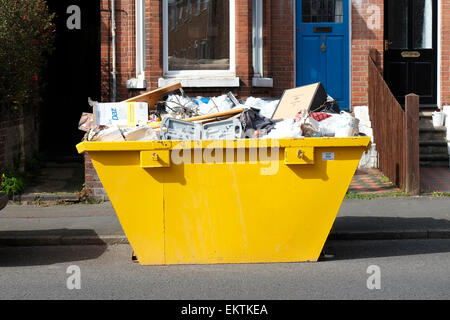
[0,197,449,246]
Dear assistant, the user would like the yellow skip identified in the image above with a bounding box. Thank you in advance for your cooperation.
[77,137,371,265]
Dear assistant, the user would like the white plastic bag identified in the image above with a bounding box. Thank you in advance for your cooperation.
[335,112,358,137]
[264,119,303,139]
[318,112,358,137]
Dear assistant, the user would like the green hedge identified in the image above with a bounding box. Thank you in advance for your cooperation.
[0,0,55,111]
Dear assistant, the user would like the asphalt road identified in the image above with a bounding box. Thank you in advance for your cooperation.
[0,239,449,300]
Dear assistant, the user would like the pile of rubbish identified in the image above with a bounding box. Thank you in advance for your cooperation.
[78,82,361,142]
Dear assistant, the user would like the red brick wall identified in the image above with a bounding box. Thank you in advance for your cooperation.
[98,0,295,101]
[0,109,40,173]
[441,0,450,106]
[98,0,450,110]
[351,0,384,107]
[270,0,295,97]
[84,152,108,200]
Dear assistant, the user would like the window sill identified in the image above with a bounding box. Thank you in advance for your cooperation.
[158,77,240,88]
[127,78,147,90]
[252,77,273,88]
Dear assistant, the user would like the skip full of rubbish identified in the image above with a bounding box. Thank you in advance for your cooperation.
[78,81,362,142]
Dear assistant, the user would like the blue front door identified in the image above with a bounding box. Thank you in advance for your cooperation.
[296,0,350,109]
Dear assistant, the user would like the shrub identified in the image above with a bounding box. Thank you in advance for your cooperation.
[1,172,25,196]
[0,0,55,111]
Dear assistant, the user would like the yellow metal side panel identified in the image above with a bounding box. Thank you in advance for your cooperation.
[88,151,166,265]
[163,146,364,265]
[140,150,171,168]
[284,147,315,164]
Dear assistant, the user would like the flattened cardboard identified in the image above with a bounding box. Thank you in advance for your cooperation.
[124,82,182,110]
[271,82,327,120]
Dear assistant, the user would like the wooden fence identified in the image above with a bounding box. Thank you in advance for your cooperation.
[367,49,420,195]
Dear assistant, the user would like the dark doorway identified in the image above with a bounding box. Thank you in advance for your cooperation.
[41,0,101,158]
[384,0,437,106]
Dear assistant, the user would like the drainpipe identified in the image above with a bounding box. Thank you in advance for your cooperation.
[111,0,117,102]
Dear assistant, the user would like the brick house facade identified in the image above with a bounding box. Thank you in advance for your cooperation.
[84,0,447,198]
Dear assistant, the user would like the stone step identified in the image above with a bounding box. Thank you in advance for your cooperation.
[419,126,447,140]
[419,140,448,145]
[419,154,449,161]
[9,192,81,205]
[419,111,437,117]
[419,111,447,127]
[419,145,448,155]
[419,118,436,128]
[420,160,450,167]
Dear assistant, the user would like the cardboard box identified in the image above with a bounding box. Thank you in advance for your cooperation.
[272,82,327,120]
[94,102,148,127]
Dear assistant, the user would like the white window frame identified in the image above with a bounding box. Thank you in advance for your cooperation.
[127,0,147,89]
[162,0,236,78]
[252,0,263,78]
[136,0,146,79]
[251,0,272,87]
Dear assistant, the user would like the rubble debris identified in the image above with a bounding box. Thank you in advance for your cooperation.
[79,82,364,143]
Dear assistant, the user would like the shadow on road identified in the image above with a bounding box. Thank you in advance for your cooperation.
[324,238,450,261]
[332,216,450,233]
[324,216,450,260]
[0,229,107,267]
